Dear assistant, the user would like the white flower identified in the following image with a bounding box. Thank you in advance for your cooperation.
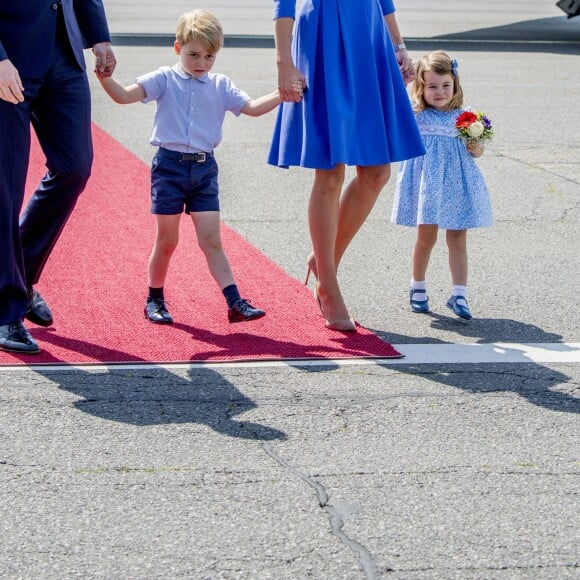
[467,120,484,138]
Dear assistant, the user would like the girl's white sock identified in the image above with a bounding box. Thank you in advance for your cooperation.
[452,285,468,307]
[411,278,427,301]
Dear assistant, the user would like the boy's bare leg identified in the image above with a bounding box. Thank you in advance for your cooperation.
[190,211,235,290]
[149,214,181,287]
[144,214,181,323]
[191,211,265,323]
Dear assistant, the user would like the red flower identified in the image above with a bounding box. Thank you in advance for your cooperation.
[455,111,477,129]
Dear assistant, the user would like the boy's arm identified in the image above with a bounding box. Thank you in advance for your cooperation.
[240,90,281,117]
[98,75,146,104]
[241,82,303,117]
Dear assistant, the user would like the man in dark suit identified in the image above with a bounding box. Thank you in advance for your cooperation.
[0,0,116,353]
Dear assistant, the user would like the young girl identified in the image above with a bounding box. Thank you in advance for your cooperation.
[391,51,493,320]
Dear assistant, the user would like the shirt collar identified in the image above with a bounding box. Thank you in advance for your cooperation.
[173,63,210,83]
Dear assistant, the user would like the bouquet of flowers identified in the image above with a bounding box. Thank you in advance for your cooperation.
[455,110,493,143]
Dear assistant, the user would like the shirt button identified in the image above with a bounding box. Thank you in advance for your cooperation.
[51,3,59,10]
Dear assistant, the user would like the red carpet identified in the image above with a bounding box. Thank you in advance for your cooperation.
[0,125,402,366]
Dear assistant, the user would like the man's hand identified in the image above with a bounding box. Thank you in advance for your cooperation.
[93,42,116,78]
[0,59,24,103]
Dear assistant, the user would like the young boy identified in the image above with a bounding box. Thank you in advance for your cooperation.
[97,10,302,324]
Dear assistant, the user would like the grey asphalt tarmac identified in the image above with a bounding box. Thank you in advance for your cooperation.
[1,1,579,578]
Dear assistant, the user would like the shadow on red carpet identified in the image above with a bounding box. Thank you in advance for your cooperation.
[0,125,401,365]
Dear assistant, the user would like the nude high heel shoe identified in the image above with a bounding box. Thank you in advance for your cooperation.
[314,284,356,332]
[304,253,318,285]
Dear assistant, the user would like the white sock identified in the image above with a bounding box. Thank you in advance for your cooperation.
[411,279,427,301]
[452,285,467,306]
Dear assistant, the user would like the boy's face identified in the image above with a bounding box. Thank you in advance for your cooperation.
[174,39,218,78]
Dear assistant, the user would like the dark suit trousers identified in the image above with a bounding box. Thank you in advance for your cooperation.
[0,10,92,325]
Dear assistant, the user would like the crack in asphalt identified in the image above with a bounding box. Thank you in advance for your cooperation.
[258,438,380,579]
[226,399,379,579]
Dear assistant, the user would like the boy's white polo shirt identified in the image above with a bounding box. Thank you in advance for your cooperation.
[136,63,251,154]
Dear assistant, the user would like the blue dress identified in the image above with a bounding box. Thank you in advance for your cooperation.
[268,0,425,169]
[391,108,493,230]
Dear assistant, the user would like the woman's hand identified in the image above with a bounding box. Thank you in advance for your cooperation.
[396,49,415,84]
[278,60,305,103]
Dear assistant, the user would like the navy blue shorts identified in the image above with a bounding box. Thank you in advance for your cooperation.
[150,147,219,215]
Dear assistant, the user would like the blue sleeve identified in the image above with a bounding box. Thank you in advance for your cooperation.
[273,0,296,19]
[136,67,169,103]
[379,0,396,16]
[220,76,251,116]
[74,0,111,47]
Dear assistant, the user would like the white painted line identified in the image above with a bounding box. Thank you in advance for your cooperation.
[392,342,580,365]
[0,343,578,372]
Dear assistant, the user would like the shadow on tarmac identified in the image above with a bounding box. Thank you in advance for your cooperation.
[111,17,580,55]
[412,16,580,55]
[371,315,579,415]
[26,332,287,441]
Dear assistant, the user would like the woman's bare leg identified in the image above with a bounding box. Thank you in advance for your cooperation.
[308,166,350,323]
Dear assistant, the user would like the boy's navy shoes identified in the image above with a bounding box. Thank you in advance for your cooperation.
[144,298,173,324]
[0,321,40,354]
[24,288,53,327]
[228,298,266,323]
[446,295,472,320]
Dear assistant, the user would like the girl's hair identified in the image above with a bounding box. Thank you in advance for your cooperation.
[411,50,464,112]
[175,10,224,52]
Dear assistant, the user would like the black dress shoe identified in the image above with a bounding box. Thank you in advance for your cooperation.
[144,298,173,324]
[24,288,53,327]
[0,321,41,354]
[227,298,266,323]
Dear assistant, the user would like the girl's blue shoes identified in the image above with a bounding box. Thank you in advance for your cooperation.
[409,288,473,319]
[409,288,430,313]
[446,295,472,320]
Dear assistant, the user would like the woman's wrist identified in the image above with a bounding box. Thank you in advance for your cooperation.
[393,42,407,53]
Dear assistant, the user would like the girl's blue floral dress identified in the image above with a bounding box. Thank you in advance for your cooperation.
[391,107,493,229]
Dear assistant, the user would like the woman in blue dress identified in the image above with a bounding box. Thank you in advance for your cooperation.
[269,0,425,332]
[391,51,494,320]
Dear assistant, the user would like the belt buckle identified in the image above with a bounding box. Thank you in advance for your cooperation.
[196,152,206,163]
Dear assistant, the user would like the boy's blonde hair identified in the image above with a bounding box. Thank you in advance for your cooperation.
[411,50,464,112]
[175,9,224,52]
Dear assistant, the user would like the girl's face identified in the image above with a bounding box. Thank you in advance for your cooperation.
[174,39,217,78]
[422,71,455,110]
